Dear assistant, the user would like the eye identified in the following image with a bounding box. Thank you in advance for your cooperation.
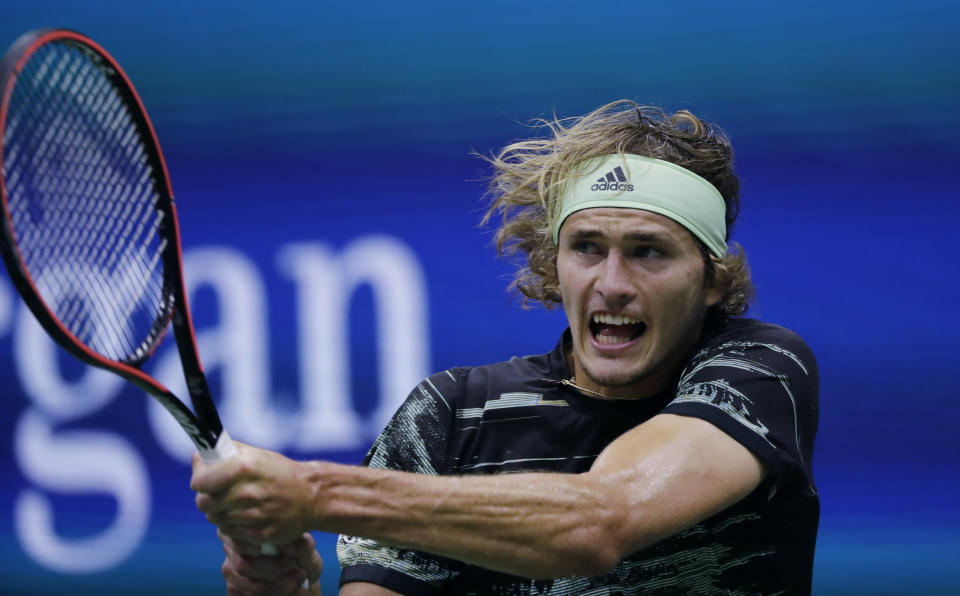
[631,245,664,259]
[571,240,601,255]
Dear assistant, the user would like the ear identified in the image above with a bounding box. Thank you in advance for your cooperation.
[703,258,724,308]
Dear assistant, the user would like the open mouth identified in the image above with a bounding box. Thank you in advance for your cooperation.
[589,313,647,345]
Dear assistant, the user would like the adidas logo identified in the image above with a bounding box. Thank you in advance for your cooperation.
[590,166,634,192]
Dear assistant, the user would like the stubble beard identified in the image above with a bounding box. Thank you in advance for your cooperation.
[576,340,683,399]
[581,360,649,390]
[575,353,661,398]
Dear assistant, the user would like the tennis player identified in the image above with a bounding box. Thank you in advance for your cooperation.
[192,100,819,594]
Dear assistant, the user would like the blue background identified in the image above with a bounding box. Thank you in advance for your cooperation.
[1,1,958,593]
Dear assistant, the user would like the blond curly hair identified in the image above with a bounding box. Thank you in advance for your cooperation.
[481,99,753,316]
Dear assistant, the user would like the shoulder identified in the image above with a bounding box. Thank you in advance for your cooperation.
[688,318,817,379]
[673,317,820,456]
[700,317,812,352]
[431,347,558,410]
[669,318,820,493]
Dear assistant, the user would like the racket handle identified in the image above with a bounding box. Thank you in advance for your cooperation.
[198,430,279,556]
[198,429,240,462]
[198,433,309,588]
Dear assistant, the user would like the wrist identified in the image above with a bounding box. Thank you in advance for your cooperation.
[298,459,339,532]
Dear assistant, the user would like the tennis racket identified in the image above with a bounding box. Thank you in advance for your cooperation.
[0,29,279,556]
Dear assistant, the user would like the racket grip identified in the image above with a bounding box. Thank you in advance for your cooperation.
[199,433,309,588]
[197,431,279,557]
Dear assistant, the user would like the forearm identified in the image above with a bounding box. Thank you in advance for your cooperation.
[193,417,764,580]
[304,461,628,578]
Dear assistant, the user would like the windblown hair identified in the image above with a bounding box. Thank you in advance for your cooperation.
[481,99,753,316]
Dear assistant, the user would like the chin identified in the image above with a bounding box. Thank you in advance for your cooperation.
[582,363,649,390]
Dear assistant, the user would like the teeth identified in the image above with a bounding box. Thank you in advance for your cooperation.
[596,334,630,344]
[592,313,641,325]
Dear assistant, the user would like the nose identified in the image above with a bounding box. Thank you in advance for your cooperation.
[595,250,635,306]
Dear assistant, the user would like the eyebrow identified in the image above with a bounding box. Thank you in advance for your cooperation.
[568,229,674,244]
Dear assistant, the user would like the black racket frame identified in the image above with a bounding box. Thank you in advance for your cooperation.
[0,29,224,452]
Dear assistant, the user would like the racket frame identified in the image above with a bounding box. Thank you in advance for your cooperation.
[0,26,287,561]
[0,29,224,453]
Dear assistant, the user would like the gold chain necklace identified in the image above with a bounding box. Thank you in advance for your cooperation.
[558,378,639,401]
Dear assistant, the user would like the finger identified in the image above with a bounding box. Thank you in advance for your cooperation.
[198,492,258,526]
[289,546,322,585]
[296,578,322,596]
[226,529,319,584]
[276,567,310,595]
[189,450,216,491]
[190,452,244,493]
[227,548,298,580]
[197,493,256,527]
[195,491,216,514]
[219,523,272,545]
[219,528,263,557]
[276,533,312,558]
[222,536,264,561]
[222,555,262,594]
[201,507,232,528]
[222,571,277,596]
[241,556,299,582]
[273,534,321,588]
[199,482,272,526]
[278,534,322,582]
[225,563,306,596]
[303,549,323,586]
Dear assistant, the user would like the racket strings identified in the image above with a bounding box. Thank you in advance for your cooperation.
[3,40,171,363]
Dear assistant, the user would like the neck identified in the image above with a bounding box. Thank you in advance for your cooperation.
[563,350,670,400]
[559,377,648,400]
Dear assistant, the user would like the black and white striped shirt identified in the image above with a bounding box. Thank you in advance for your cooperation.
[338,318,819,595]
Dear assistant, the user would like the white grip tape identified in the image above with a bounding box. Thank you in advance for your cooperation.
[199,429,239,464]
[197,431,282,558]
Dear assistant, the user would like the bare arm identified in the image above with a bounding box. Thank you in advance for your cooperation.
[194,413,765,579]
[319,414,762,577]
[339,583,402,595]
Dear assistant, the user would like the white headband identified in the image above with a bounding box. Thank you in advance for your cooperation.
[553,154,728,257]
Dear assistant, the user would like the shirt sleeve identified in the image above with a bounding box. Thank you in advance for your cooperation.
[337,369,464,594]
[662,322,819,495]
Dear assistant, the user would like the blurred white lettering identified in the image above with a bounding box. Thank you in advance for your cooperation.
[279,243,360,448]
[7,235,431,575]
[0,279,12,336]
[278,237,429,449]
[339,236,429,435]
[13,409,150,573]
[11,270,145,574]
[14,308,124,420]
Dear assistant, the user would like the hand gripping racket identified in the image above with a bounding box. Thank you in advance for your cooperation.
[0,29,280,556]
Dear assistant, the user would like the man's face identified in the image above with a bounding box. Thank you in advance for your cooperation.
[557,208,721,398]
